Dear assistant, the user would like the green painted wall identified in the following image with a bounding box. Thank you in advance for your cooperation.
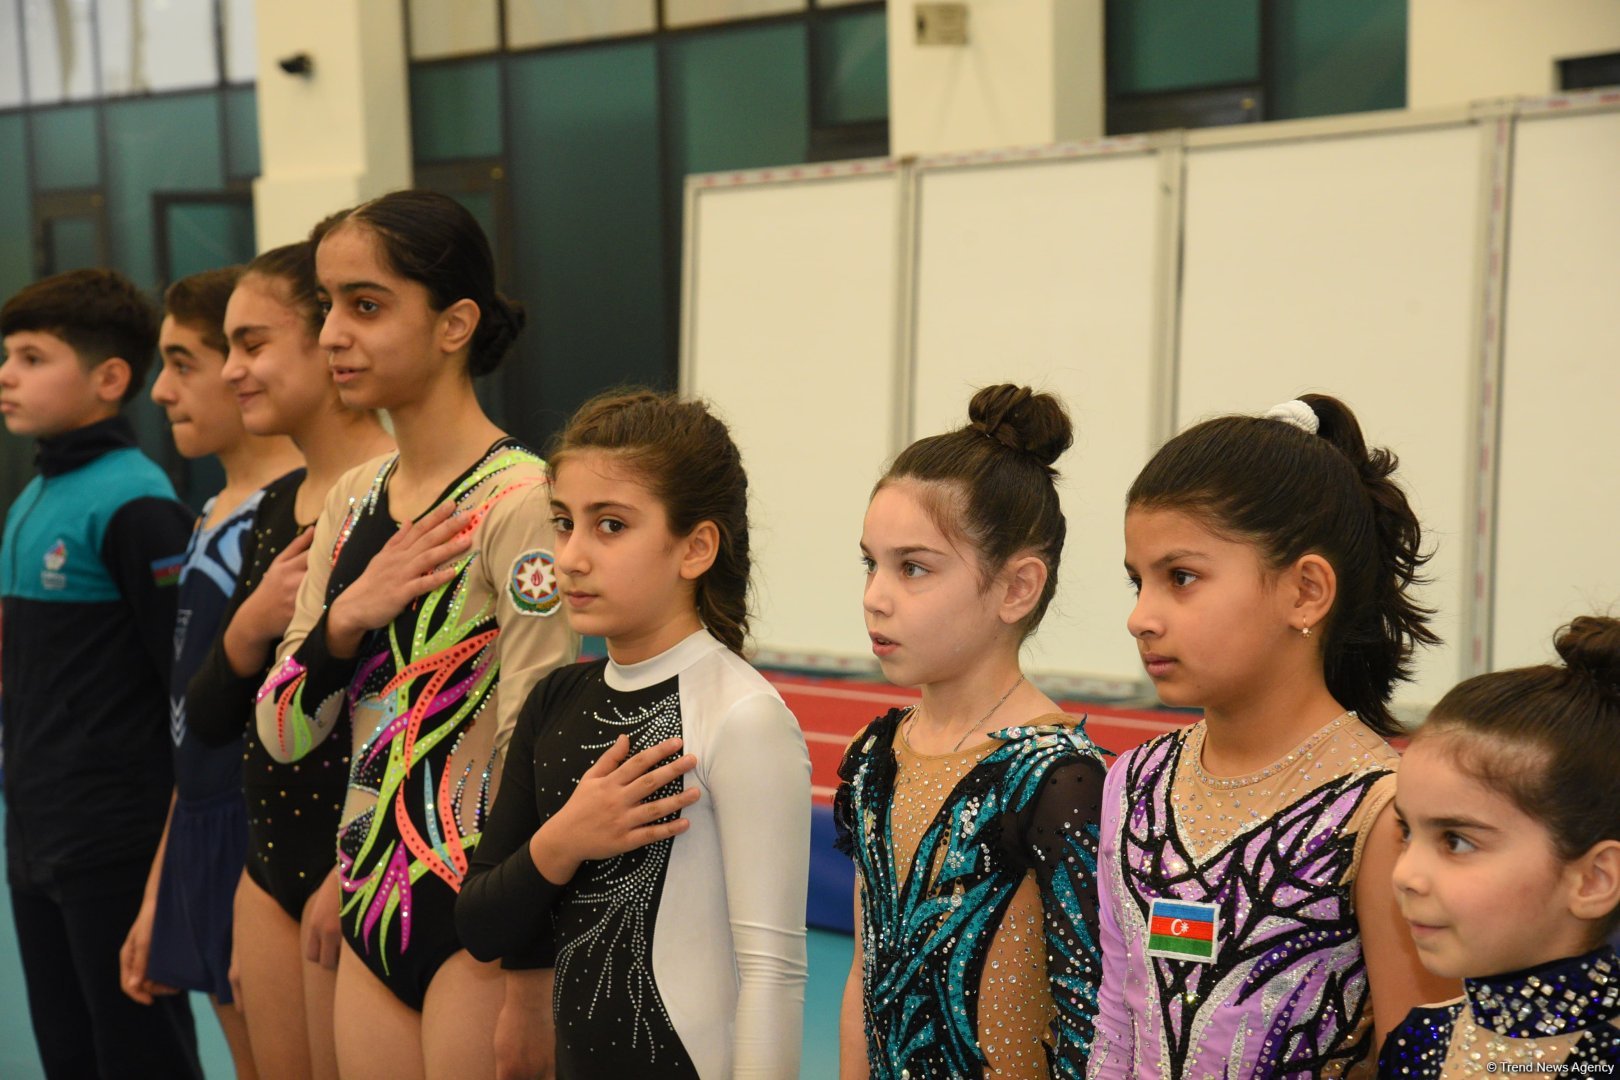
[31,105,102,190]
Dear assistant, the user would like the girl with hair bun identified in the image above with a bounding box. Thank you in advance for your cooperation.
[1091,394,1455,1078]
[837,385,1108,1078]
[1379,616,1620,1075]
[456,389,812,1079]
[255,190,577,1079]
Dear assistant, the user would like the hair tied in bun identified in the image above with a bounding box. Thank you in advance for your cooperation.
[876,383,1073,638]
[1556,616,1620,697]
[966,384,1073,470]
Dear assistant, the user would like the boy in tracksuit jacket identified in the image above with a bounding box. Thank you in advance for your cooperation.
[0,269,203,1079]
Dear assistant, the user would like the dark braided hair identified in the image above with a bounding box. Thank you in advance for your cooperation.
[1127,393,1437,736]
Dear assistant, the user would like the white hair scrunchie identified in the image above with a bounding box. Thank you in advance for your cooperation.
[1262,399,1320,435]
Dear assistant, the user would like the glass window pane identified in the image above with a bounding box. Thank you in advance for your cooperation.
[164,200,255,282]
[1272,0,1406,120]
[223,0,256,83]
[0,0,24,107]
[814,8,887,126]
[104,95,225,289]
[24,0,98,103]
[45,215,101,273]
[505,0,654,49]
[0,115,33,297]
[225,85,260,178]
[667,22,809,175]
[97,0,136,93]
[408,0,499,59]
[1107,0,1260,94]
[32,104,102,189]
[665,0,804,31]
[100,0,219,96]
[506,42,667,447]
[410,59,502,162]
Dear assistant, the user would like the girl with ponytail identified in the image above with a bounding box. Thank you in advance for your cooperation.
[457,389,812,1079]
[836,385,1109,1078]
[1380,616,1620,1075]
[254,191,577,1078]
[1090,394,1455,1078]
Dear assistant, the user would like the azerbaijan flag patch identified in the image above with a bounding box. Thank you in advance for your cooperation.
[151,553,185,588]
[1147,898,1220,963]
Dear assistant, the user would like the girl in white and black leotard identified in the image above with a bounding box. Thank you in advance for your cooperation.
[458,391,812,1079]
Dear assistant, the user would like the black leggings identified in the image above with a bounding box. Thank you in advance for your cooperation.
[10,864,203,1080]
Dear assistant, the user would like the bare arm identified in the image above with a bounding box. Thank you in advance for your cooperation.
[494,968,555,1080]
[120,790,179,1004]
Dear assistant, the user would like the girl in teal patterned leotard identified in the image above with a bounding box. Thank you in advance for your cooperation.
[836,385,1106,1079]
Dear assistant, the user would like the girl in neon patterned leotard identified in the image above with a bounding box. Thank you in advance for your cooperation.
[255,192,575,1080]
[1090,396,1456,1078]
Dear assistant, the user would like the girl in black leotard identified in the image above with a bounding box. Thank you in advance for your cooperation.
[187,242,394,1080]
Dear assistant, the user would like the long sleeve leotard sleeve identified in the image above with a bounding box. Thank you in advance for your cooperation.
[1087,755,1136,1077]
[1019,753,1107,1077]
[456,670,559,967]
[705,689,811,1077]
[253,468,352,763]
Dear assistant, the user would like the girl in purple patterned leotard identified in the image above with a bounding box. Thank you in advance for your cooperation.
[1089,396,1457,1079]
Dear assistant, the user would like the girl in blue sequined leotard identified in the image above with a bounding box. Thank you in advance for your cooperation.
[836,385,1107,1079]
[1379,616,1620,1076]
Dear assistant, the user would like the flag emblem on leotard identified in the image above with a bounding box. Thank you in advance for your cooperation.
[1147,898,1220,963]
[509,549,560,617]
